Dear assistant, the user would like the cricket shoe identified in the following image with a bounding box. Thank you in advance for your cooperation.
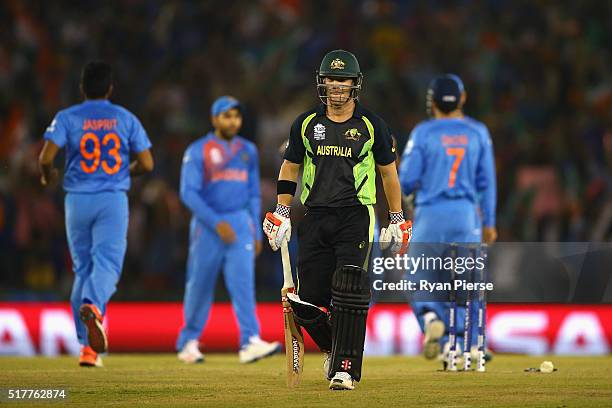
[79,345,103,367]
[323,352,331,379]
[79,304,107,353]
[239,336,281,364]
[422,318,445,360]
[329,372,355,390]
[178,339,204,364]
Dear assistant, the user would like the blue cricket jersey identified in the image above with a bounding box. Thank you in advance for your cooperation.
[43,99,152,193]
[399,116,496,227]
[180,132,262,240]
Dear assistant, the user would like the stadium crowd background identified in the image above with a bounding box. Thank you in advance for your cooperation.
[1,0,611,301]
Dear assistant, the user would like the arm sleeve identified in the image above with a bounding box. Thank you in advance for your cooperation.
[399,129,424,195]
[43,112,68,148]
[283,116,305,164]
[476,128,497,227]
[371,118,396,165]
[179,145,222,229]
[248,145,263,240]
[129,114,152,153]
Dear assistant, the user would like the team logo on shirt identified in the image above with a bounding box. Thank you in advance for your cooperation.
[210,147,223,164]
[344,128,361,141]
[330,58,345,70]
[314,123,326,141]
[241,152,249,163]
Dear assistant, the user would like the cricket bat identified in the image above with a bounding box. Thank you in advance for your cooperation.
[280,241,304,387]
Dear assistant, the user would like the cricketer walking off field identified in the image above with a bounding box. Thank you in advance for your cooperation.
[263,50,412,390]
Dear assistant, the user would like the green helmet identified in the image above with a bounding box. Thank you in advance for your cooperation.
[318,49,362,78]
[316,49,363,105]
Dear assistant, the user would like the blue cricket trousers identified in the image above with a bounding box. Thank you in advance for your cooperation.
[65,192,128,346]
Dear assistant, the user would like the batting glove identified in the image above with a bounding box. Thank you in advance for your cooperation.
[380,211,412,255]
[262,204,292,251]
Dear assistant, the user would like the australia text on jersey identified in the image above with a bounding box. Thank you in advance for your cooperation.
[316,145,352,157]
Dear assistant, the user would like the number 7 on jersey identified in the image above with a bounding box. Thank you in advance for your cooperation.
[446,147,465,188]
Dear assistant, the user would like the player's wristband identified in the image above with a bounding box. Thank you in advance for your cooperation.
[389,210,405,223]
[277,180,297,196]
[275,203,291,218]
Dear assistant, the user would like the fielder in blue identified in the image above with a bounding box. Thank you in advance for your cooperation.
[39,61,154,367]
[399,74,497,363]
[176,96,280,364]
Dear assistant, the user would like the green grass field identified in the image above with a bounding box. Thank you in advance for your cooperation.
[1,354,611,407]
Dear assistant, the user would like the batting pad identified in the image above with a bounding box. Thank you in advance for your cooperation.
[329,265,370,381]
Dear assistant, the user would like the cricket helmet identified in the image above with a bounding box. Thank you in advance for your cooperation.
[426,74,465,116]
[316,49,363,105]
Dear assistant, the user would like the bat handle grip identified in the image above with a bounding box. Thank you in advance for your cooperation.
[280,241,295,290]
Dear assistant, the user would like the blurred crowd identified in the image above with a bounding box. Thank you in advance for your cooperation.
[1,0,611,300]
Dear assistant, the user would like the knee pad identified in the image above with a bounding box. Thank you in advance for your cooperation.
[331,265,370,308]
[329,265,370,381]
[286,293,332,352]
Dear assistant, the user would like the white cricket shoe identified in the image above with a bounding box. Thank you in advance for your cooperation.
[239,336,281,364]
[323,352,331,379]
[329,371,355,390]
[423,318,445,360]
[178,339,204,364]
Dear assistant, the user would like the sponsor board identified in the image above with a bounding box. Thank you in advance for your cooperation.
[0,303,609,356]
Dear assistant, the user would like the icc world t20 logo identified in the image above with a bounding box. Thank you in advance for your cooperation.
[314,123,326,141]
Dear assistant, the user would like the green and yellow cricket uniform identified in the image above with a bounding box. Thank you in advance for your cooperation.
[283,102,396,307]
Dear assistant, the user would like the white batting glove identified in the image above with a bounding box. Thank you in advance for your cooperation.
[262,204,292,251]
[380,211,412,255]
